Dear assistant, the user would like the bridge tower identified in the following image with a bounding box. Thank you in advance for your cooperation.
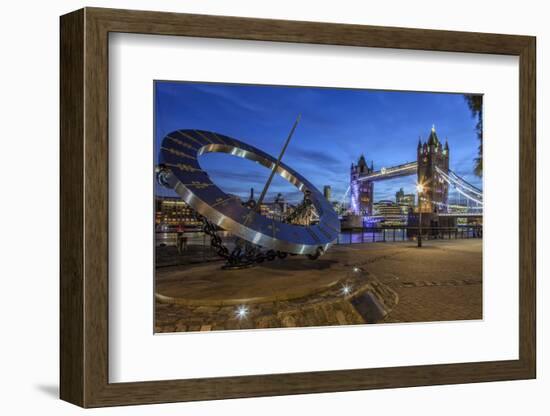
[350,155,374,215]
[417,126,450,213]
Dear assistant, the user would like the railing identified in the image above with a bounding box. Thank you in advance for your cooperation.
[336,225,482,245]
[156,225,482,250]
[156,230,206,247]
[155,226,482,267]
[155,230,234,268]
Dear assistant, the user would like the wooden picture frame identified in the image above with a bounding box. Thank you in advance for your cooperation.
[60,7,536,408]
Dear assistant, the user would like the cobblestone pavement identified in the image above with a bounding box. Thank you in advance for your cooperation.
[358,240,483,323]
[155,263,399,332]
[155,277,397,333]
[155,239,482,332]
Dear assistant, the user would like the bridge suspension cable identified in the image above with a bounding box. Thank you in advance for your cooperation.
[446,169,483,196]
[435,166,483,206]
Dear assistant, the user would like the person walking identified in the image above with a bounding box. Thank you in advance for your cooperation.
[176,223,188,254]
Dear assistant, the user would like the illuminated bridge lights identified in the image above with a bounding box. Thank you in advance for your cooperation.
[358,161,418,182]
[348,136,482,216]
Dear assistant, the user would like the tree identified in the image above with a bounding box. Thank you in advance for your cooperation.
[464,94,483,177]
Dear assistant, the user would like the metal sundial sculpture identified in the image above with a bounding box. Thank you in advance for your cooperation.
[156,116,340,268]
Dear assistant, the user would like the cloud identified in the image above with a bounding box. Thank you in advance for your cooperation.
[190,84,267,115]
[287,146,346,169]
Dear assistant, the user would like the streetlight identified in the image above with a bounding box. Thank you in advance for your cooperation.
[416,183,424,248]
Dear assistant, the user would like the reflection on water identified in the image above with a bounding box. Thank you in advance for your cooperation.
[338,229,408,244]
[337,227,480,244]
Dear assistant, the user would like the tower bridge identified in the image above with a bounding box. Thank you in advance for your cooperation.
[360,161,418,182]
[350,126,482,217]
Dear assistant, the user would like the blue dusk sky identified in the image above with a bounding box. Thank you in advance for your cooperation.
[154,81,482,204]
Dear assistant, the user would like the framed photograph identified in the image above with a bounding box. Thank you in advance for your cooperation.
[60,7,536,407]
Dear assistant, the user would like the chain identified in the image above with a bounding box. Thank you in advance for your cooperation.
[196,188,322,266]
[197,214,291,267]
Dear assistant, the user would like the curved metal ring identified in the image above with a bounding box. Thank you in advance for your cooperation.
[158,129,340,255]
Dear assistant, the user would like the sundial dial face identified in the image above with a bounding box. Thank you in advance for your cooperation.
[158,129,340,255]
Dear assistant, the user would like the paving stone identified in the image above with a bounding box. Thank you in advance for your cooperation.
[280,315,297,327]
[174,322,188,332]
[194,306,220,314]
[155,240,482,332]
[335,310,348,325]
